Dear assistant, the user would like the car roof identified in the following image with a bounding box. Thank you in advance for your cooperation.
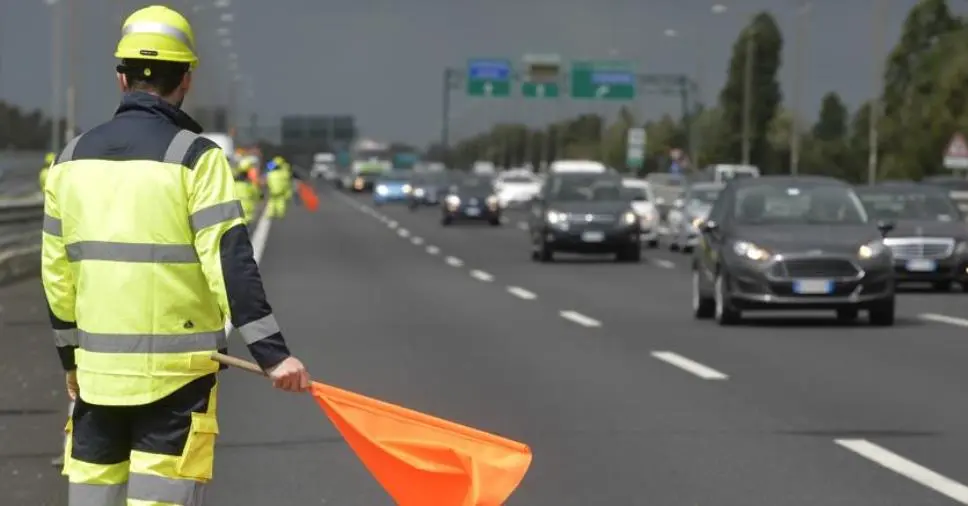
[622,178,648,187]
[855,181,949,194]
[688,182,725,191]
[729,175,848,188]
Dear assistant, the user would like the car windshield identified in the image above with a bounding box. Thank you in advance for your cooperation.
[623,186,650,201]
[689,188,722,206]
[857,189,960,221]
[452,176,493,192]
[552,177,626,201]
[378,171,411,183]
[501,175,536,183]
[733,183,868,225]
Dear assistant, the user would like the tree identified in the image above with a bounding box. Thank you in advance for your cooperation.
[716,12,784,171]
[812,92,848,142]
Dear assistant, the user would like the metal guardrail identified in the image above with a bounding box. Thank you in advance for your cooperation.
[0,196,44,225]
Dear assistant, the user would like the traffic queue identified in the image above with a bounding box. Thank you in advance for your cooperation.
[322,158,968,329]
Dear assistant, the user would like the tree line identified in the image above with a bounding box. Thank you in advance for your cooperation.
[430,0,968,183]
[0,101,66,151]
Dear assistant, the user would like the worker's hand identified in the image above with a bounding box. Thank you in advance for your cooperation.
[266,356,311,393]
[65,370,79,401]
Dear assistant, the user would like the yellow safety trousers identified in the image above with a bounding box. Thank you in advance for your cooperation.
[63,383,219,506]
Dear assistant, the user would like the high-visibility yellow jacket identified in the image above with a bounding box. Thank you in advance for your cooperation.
[233,172,259,223]
[39,167,49,191]
[266,168,290,198]
[41,91,292,406]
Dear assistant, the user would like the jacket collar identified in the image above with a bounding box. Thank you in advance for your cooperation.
[115,91,203,133]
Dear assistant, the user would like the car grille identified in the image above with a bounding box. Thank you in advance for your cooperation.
[566,213,616,224]
[769,258,860,279]
[883,238,954,259]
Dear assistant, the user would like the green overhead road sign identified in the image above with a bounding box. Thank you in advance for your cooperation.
[521,53,561,99]
[466,58,512,97]
[570,60,636,100]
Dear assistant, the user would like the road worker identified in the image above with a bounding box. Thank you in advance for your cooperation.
[234,157,260,223]
[273,155,294,202]
[39,152,55,191]
[41,6,310,505]
[265,159,291,218]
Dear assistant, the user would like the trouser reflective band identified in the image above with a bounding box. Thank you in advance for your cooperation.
[128,472,206,505]
[68,482,127,506]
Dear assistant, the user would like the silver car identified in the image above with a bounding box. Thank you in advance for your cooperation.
[666,182,724,252]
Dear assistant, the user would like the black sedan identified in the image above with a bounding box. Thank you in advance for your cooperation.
[692,176,896,326]
[528,173,642,263]
[856,182,968,291]
[441,176,501,226]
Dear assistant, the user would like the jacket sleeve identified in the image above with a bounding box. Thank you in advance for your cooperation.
[40,169,79,371]
[188,148,292,371]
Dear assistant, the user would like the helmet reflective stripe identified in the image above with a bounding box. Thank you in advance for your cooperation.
[122,21,195,53]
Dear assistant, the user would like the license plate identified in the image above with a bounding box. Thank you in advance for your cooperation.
[793,279,833,294]
[906,259,937,272]
[465,207,480,216]
[581,231,605,242]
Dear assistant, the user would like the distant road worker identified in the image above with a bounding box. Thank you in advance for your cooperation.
[41,6,310,505]
[265,159,291,218]
[39,152,55,192]
[234,157,260,223]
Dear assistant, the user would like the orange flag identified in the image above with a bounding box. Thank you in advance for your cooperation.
[297,181,319,212]
[311,382,532,506]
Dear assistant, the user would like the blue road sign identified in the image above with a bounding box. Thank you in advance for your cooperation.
[591,70,635,85]
[466,58,512,97]
[468,59,511,80]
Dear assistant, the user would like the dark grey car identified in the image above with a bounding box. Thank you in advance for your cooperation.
[856,182,968,291]
[692,176,896,326]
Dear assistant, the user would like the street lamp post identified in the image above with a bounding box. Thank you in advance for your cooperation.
[741,29,754,166]
[46,0,63,153]
[868,0,887,184]
[789,1,811,176]
[65,0,76,142]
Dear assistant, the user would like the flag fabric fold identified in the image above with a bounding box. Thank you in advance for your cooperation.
[310,382,532,506]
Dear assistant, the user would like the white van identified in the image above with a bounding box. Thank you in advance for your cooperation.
[549,159,607,173]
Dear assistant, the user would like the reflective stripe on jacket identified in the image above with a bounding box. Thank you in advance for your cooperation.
[41,92,291,406]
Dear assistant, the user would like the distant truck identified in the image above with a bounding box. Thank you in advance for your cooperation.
[200,132,235,162]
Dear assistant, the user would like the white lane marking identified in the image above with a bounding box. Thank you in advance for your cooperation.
[517,222,529,231]
[387,220,398,229]
[506,286,537,300]
[559,310,601,328]
[500,216,510,224]
[226,208,271,335]
[919,313,968,327]
[445,256,464,267]
[398,228,410,238]
[411,236,424,245]
[653,259,676,269]
[470,270,494,282]
[836,439,968,504]
[426,245,440,255]
[651,351,728,380]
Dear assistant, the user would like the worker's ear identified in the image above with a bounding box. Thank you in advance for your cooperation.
[117,73,130,93]
[180,72,193,95]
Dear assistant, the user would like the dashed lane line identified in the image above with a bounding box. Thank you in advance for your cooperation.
[836,439,968,504]
[559,310,601,328]
[919,313,968,327]
[387,220,398,229]
[470,270,494,282]
[445,256,464,267]
[426,245,440,255]
[651,351,728,380]
[506,286,537,300]
[411,236,424,245]
[398,228,410,238]
[653,259,676,269]
[517,222,529,231]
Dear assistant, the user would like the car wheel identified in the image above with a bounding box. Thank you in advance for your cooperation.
[692,269,715,319]
[961,281,968,293]
[669,240,680,252]
[836,308,859,322]
[682,245,694,254]
[441,216,452,226]
[933,281,952,292]
[646,239,658,249]
[489,218,501,226]
[538,241,554,263]
[869,297,896,326]
[714,273,741,325]
[616,246,641,263]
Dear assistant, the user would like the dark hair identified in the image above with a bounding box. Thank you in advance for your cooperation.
[116,58,190,96]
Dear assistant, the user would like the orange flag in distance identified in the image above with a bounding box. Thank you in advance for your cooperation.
[297,181,320,212]
[310,382,532,506]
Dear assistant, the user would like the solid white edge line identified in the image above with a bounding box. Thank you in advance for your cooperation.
[506,286,537,300]
[836,439,968,504]
[559,310,601,328]
[445,256,464,267]
[398,228,410,237]
[411,236,424,245]
[654,259,676,269]
[919,313,968,327]
[651,351,728,380]
[426,245,440,255]
[470,269,494,282]
[226,209,272,335]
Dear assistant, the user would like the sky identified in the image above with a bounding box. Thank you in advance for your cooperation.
[0,0,950,147]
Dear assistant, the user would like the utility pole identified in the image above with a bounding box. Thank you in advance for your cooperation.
[741,29,755,166]
[48,0,63,153]
[868,0,887,184]
[790,2,810,175]
[65,0,77,142]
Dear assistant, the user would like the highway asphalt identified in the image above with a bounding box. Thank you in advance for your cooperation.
[8,185,968,504]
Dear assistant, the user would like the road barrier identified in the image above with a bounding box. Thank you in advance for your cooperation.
[0,195,44,225]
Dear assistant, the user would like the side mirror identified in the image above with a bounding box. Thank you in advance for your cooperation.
[877,220,895,236]
[700,220,719,233]
[673,198,685,209]
[656,197,666,206]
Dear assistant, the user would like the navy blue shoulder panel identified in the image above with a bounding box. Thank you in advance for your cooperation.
[183,136,220,170]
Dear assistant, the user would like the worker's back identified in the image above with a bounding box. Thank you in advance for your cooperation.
[45,92,227,406]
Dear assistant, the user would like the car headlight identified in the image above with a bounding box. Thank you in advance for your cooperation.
[486,195,499,208]
[376,185,388,195]
[403,184,412,194]
[546,210,566,224]
[445,195,460,206]
[858,240,888,260]
[414,188,425,197]
[691,217,705,230]
[733,241,771,261]
[353,178,364,187]
[622,211,637,225]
